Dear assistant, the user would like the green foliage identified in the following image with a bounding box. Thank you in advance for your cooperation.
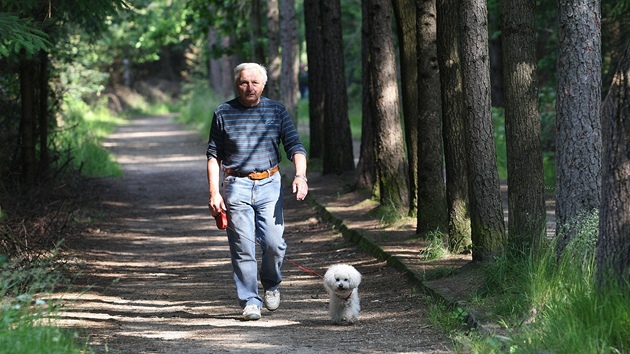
[0,13,50,58]
[419,230,450,261]
[178,81,223,136]
[55,98,124,177]
[458,211,630,353]
[427,299,470,333]
[1,256,90,353]
[492,107,508,180]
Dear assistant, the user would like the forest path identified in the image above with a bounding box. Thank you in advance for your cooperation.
[55,115,452,353]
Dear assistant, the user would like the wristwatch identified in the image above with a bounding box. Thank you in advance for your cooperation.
[295,175,308,182]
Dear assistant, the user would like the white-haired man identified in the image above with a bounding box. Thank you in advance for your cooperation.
[206,63,308,320]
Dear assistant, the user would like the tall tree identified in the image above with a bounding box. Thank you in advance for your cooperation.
[355,0,376,190]
[366,0,409,209]
[280,0,298,126]
[437,0,471,253]
[266,0,281,100]
[250,0,266,63]
[3,0,126,187]
[500,0,546,251]
[460,0,506,261]
[555,0,602,254]
[416,0,448,234]
[303,0,325,159]
[321,0,355,174]
[596,41,630,289]
[391,0,419,213]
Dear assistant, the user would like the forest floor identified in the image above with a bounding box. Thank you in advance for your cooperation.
[51,114,555,353]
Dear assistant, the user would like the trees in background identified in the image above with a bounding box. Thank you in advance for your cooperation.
[415,0,448,234]
[436,0,471,253]
[320,0,355,175]
[597,41,630,289]
[303,0,325,160]
[3,0,629,276]
[0,0,126,188]
[500,0,547,252]
[365,0,409,209]
[391,0,419,214]
[459,0,506,261]
[555,0,602,254]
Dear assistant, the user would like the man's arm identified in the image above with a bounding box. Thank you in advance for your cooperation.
[292,153,308,201]
[207,158,225,216]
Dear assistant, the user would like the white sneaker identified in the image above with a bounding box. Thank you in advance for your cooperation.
[242,304,261,320]
[264,290,280,311]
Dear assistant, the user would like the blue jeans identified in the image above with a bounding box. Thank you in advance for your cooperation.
[223,171,286,309]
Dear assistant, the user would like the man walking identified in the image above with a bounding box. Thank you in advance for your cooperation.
[206,63,308,320]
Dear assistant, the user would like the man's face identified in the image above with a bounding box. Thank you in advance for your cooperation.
[236,68,265,107]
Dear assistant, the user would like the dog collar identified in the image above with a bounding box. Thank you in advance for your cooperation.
[336,290,353,301]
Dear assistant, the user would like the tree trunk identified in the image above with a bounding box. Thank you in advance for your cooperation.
[460,0,506,261]
[391,0,419,214]
[207,27,224,98]
[555,0,602,254]
[251,0,266,64]
[367,0,409,209]
[19,57,37,188]
[321,0,355,175]
[500,0,547,252]
[355,0,376,191]
[38,50,49,175]
[266,0,281,100]
[597,41,630,289]
[303,0,325,159]
[280,0,299,127]
[437,0,471,253]
[416,0,448,234]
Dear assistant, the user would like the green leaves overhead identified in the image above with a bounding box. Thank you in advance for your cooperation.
[0,13,50,58]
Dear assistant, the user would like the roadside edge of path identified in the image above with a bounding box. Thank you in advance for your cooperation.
[297,174,506,343]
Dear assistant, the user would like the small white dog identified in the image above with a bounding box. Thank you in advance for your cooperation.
[323,263,362,325]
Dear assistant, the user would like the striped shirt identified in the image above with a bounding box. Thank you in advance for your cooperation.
[206,97,306,173]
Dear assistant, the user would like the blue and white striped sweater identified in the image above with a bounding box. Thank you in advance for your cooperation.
[206,97,306,173]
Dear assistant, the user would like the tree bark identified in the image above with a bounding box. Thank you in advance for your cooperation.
[280,0,299,127]
[437,0,471,253]
[266,0,281,100]
[460,0,506,261]
[367,0,409,209]
[416,0,448,234]
[19,57,37,188]
[391,0,419,214]
[303,0,325,159]
[355,0,376,190]
[500,0,547,252]
[38,50,49,175]
[597,41,630,289]
[321,0,355,175]
[555,0,602,254]
[251,0,266,64]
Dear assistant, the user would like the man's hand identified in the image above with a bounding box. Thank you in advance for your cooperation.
[292,177,308,201]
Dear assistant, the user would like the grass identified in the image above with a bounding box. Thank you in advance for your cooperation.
[419,230,450,261]
[426,211,630,353]
[0,255,91,353]
[56,98,125,178]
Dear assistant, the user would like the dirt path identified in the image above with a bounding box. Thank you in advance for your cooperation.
[56,115,452,353]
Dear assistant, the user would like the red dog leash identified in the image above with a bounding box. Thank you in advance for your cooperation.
[285,258,324,279]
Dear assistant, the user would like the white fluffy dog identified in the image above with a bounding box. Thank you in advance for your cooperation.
[323,263,362,325]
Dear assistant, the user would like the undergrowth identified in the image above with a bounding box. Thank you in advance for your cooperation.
[429,211,630,353]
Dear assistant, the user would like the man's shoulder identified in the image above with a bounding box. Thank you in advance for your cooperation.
[260,97,286,110]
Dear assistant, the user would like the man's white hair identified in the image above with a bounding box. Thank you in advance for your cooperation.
[234,63,268,86]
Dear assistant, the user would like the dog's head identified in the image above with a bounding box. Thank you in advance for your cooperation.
[324,264,362,292]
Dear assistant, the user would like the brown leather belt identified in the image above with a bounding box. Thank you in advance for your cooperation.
[224,165,279,180]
